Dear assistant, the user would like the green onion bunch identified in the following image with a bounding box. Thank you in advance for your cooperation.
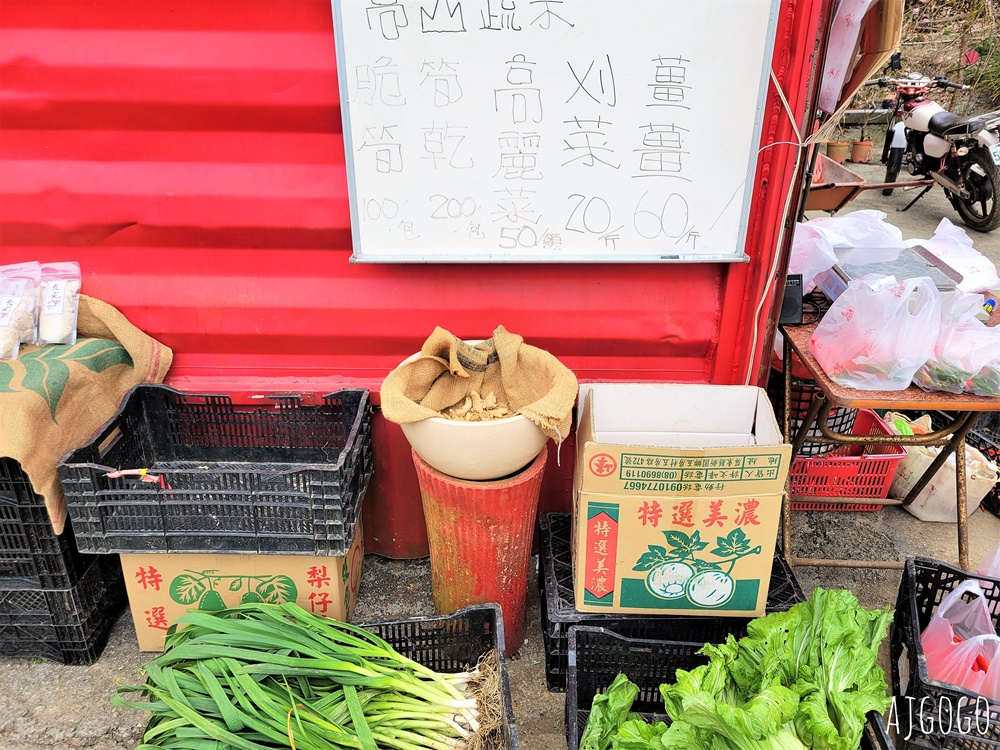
[113,602,503,750]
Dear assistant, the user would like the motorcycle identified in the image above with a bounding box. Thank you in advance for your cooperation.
[871,68,1000,232]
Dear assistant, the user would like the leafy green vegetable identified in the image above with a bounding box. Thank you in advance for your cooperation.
[580,673,640,750]
[579,588,892,750]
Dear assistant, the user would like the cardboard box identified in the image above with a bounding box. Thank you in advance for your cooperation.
[121,526,364,651]
[573,384,791,616]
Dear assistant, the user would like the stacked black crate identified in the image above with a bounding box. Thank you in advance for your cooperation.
[0,458,126,664]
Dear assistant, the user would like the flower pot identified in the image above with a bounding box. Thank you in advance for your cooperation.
[826,140,851,164]
[850,139,874,164]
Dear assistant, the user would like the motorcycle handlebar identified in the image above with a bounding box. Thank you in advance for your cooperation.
[935,77,970,91]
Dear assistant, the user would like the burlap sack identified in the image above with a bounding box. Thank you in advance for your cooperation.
[381,325,577,442]
[0,295,172,532]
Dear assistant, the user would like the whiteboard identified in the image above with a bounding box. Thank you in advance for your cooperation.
[333,0,779,263]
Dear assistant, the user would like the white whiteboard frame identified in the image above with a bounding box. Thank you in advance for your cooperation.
[332,0,780,264]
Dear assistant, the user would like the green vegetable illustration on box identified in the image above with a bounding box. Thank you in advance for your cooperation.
[632,528,761,607]
[169,570,298,610]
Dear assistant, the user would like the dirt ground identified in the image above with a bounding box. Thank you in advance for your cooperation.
[1,157,1000,750]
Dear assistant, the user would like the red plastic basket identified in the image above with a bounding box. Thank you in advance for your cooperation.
[789,410,905,512]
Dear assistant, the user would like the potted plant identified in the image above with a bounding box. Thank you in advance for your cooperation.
[849,89,878,164]
[826,125,851,164]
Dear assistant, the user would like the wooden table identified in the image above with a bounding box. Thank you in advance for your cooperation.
[780,322,1000,571]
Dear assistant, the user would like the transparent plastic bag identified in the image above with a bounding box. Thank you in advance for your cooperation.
[37,261,81,346]
[980,543,1000,578]
[910,217,1000,294]
[0,261,40,344]
[789,223,838,289]
[913,292,998,394]
[809,209,908,251]
[970,348,1000,397]
[0,279,35,360]
[810,274,941,390]
[921,582,1000,705]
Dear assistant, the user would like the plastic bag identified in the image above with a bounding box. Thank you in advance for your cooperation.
[922,580,1000,701]
[0,279,35,360]
[810,274,941,390]
[809,209,908,251]
[913,292,999,394]
[886,411,999,521]
[970,349,1000,397]
[789,223,839,290]
[37,261,81,346]
[911,217,1000,294]
[889,442,999,522]
[980,542,1000,578]
[0,261,40,344]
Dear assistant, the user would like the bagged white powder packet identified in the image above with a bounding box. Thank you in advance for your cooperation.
[0,279,35,360]
[0,261,40,344]
[38,261,82,346]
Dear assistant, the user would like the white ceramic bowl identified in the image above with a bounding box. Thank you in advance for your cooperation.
[393,342,549,480]
[401,414,548,481]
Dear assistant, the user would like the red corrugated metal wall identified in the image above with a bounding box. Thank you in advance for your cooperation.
[0,0,826,557]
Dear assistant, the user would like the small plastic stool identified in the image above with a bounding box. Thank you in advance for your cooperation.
[412,448,546,657]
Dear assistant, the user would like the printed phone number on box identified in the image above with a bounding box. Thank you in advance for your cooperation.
[619,453,782,488]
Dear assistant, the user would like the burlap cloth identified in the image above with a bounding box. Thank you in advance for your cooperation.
[381,325,577,442]
[0,295,172,532]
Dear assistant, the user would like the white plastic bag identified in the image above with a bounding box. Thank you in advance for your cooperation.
[889,442,999,522]
[0,261,40,344]
[809,209,908,251]
[911,217,1000,294]
[970,348,1000,397]
[788,223,838,289]
[913,292,999,394]
[921,581,1000,701]
[980,542,1000,578]
[37,261,81,346]
[810,274,941,390]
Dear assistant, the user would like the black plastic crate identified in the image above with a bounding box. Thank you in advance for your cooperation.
[567,626,894,750]
[0,458,92,590]
[0,552,126,665]
[926,412,1000,519]
[361,604,518,750]
[890,557,1000,749]
[140,603,519,749]
[57,385,373,555]
[538,512,805,692]
[766,368,859,456]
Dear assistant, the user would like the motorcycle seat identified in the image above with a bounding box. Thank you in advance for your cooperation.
[928,111,990,137]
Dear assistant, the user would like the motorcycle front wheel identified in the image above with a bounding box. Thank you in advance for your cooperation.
[882,147,905,196]
[954,149,1000,232]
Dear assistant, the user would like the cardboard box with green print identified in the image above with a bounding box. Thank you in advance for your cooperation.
[572,385,791,616]
[121,524,363,651]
